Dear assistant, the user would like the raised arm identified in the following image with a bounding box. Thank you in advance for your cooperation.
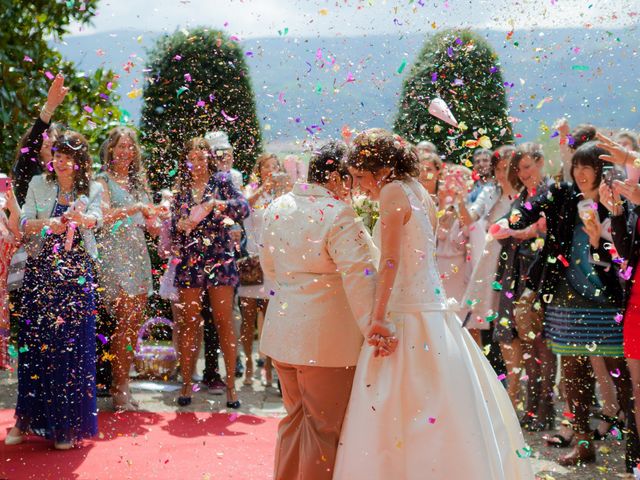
[13,74,68,206]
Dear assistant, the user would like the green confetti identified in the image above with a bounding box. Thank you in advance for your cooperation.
[126,344,133,352]
[434,288,441,295]
[515,446,532,458]
[485,312,499,322]
[397,59,407,74]
[571,65,590,71]
[513,41,519,47]
[168,161,178,177]
[8,344,17,358]
[315,83,322,93]
[40,226,49,238]
[19,345,29,353]
[111,220,123,233]
[278,27,289,36]
[119,109,131,124]
[491,281,503,291]
[77,276,86,285]
[177,86,189,97]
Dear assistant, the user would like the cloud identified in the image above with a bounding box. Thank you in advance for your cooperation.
[71,0,638,37]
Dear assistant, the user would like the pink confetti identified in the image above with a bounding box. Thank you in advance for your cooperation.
[278,92,286,105]
[184,73,192,82]
[173,55,182,61]
[196,100,206,108]
[497,373,507,381]
[23,55,33,62]
[615,313,624,324]
[221,110,237,122]
[44,71,55,80]
[20,147,30,154]
[428,417,436,424]
[229,413,239,422]
[524,202,532,210]
[83,105,93,114]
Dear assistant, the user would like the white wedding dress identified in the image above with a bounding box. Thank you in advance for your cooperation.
[333,179,533,480]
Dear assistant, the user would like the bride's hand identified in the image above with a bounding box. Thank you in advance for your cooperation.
[367,320,398,357]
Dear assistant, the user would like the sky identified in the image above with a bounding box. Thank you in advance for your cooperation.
[71,0,640,37]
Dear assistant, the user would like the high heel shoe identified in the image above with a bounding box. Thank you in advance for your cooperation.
[593,409,624,440]
[543,420,574,448]
[226,387,241,409]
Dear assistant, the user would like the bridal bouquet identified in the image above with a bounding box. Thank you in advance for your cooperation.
[352,195,379,232]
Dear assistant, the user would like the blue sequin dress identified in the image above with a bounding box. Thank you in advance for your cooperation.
[15,202,98,443]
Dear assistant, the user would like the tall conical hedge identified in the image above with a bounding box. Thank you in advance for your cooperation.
[394,29,513,165]
[141,28,262,190]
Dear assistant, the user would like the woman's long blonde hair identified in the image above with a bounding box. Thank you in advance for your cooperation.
[102,126,147,194]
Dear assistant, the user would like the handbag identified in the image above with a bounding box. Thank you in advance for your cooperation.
[514,288,544,342]
[237,255,263,286]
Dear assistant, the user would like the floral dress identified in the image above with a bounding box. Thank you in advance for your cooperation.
[172,172,249,289]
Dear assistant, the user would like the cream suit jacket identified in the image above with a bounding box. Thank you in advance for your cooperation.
[259,182,376,367]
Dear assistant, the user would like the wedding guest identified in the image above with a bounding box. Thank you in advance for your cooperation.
[616,131,639,153]
[495,141,630,466]
[492,144,556,431]
[238,153,288,386]
[435,164,471,304]
[171,137,249,407]
[0,182,21,370]
[205,131,244,190]
[259,144,376,480]
[5,131,103,449]
[555,118,597,182]
[459,147,518,351]
[95,127,157,411]
[417,151,443,198]
[468,148,492,203]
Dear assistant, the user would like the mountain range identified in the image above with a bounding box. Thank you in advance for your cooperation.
[53,26,640,149]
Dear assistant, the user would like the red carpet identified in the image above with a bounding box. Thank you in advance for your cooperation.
[0,410,279,480]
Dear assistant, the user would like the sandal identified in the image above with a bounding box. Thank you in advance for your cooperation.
[593,408,624,440]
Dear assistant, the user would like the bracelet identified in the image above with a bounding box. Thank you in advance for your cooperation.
[40,105,54,119]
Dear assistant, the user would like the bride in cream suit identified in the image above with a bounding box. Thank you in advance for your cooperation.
[333,130,534,480]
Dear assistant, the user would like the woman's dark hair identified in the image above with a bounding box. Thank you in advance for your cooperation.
[569,124,597,150]
[571,141,606,190]
[491,145,515,177]
[47,130,92,196]
[177,137,216,197]
[616,132,639,152]
[508,142,544,190]
[12,122,66,175]
[346,128,419,180]
[308,140,348,184]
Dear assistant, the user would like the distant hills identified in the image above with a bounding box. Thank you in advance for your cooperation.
[53,26,639,148]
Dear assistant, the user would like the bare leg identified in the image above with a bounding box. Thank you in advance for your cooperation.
[208,286,239,404]
[500,339,523,410]
[591,355,620,416]
[535,336,557,425]
[111,292,148,409]
[256,298,273,384]
[177,288,204,398]
[239,296,257,384]
[628,359,640,438]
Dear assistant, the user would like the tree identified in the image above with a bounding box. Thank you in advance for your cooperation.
[141,28,263,191]
[394,29,513,165]
[0,0,123,171]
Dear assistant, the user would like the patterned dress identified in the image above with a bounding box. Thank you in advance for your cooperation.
[15,202,97,443]
[172,172,249,289]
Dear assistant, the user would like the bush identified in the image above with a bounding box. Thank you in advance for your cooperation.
[394,28,513,165]
[141,28,263,191]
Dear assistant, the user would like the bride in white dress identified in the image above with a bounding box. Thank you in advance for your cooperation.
[333,129,533,480]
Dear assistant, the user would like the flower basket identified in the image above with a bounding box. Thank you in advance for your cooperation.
[133,317,178,379]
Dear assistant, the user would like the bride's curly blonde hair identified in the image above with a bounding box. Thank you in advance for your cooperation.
[347,128,420,180]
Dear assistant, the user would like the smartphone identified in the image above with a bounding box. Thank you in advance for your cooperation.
[603,166,626,187]
[0,177,11,193]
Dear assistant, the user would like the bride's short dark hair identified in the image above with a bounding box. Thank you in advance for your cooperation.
[347,128,419,179]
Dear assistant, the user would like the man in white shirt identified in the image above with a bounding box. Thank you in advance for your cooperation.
[204,130,244,190]
[260,142,376,480]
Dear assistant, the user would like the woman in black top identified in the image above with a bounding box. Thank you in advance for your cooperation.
[493,142,631,466]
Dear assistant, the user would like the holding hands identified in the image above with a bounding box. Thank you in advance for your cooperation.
[367,319,398,358]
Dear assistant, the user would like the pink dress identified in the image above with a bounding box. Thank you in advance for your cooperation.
[0,211,17,369]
